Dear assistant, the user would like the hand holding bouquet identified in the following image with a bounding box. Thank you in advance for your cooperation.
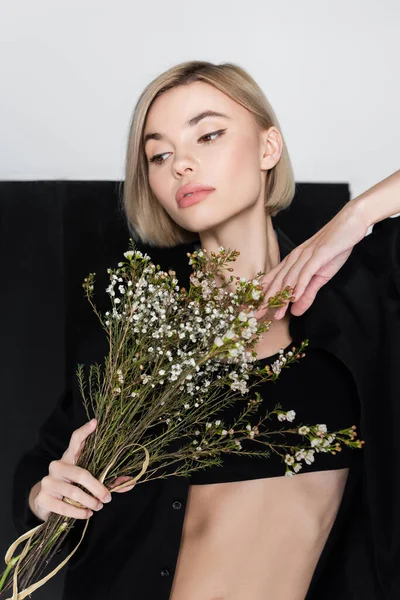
[0,242,363,599]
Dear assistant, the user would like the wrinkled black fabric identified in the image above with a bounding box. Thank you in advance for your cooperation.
[11,215,400,599]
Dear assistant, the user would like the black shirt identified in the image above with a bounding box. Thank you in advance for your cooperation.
[12,336,364,600]
[11,217,400,599]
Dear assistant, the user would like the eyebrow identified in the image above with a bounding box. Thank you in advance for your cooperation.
[143,110,231,146]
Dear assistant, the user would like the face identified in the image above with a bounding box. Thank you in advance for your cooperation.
[143,81,282,235]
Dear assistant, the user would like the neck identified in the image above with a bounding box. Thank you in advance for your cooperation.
[197,214,281,293]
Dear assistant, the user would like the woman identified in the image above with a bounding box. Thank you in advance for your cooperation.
[13,61,400,599]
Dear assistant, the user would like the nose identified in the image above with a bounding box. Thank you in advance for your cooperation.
[172,151,197,177]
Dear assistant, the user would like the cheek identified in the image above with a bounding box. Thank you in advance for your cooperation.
[148,170,171,211]
[219,135,261,199]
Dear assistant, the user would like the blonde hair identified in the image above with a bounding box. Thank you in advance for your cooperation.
[120,60,295,248]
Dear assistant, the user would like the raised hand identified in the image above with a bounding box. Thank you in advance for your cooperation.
[263,206,369,319]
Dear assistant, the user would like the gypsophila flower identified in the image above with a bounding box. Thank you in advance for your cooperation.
[311,438,322,447]
[271,360,282,375]
[305,450,315,465]
[298,426,310,435]
[295,449,307,461]
[286,410,296,422]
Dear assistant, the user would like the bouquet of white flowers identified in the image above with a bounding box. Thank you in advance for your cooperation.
[0,241,363,599]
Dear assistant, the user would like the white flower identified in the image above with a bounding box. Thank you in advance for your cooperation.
[295,449,307,461]
[224,329,235,340]
[311,438,322,447]
[124,251,134,259]
[215,420,221,426]
[305,450,315,465]
[158,369,165,376]
[238,311,248,322]
[271,360,282,375]
[214,336,224,347]
[285,470,295,477]
[317,424,327,434]
[286,410,296,422]
[284,454,295,465]
[298,426,310,435]
[293,462,303,473]
[277,413,286,422]
[221,429,228,436]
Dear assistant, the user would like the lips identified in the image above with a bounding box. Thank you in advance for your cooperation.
[177,189,214,208]
[176,183,215,206]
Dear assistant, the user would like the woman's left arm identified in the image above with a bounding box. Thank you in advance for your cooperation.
[263,169,400,319]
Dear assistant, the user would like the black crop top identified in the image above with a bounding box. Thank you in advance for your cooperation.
[190,341,363,485]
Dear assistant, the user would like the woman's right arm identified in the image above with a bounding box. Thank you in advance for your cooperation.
[12,329,136,535]
[27,418,112,523]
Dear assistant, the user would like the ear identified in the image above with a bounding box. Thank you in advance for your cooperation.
[260,126,283,170]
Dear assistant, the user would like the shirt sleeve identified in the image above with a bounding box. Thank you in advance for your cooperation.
[11,336,101,537]
[358,215,400,281]
[12,388,76,535]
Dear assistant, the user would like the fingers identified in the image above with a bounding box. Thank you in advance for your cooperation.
[39,477,96,520]
[289,276,325,316]
[49,460,112,505]
[42,475,107,513]
[63,418,98,465]
[35,419,115,522]
[264,250,309,306]
[109,475,136,494]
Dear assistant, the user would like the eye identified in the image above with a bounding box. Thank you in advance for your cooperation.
[199,129,226,144]
[148,129,226,166]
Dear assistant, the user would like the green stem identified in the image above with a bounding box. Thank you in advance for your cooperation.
[43,522,69,554]
[0,555,20,591]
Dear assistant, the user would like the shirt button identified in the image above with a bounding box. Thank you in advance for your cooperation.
[172,501,182,510]
[160,568,170,577]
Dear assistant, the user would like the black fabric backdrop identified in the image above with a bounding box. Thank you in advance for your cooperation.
[0,180,350,599]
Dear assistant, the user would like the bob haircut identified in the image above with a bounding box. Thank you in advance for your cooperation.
[120,60,295,248]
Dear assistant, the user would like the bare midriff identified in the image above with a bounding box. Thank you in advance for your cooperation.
[169,469,349,600]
